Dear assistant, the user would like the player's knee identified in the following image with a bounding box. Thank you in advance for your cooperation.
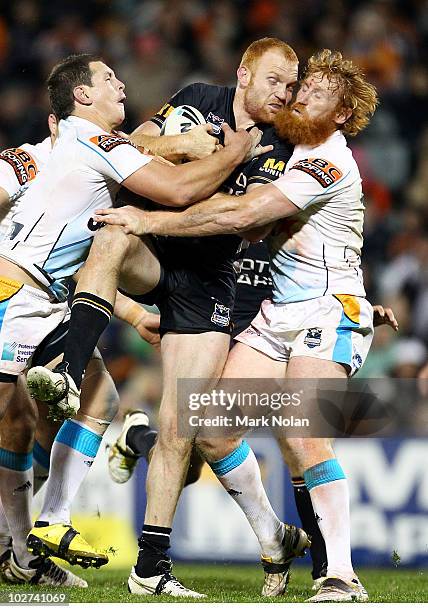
[92,224,132,264]
[0,410,36,452]
[156,419,191,455]
[280,437,334,473]
[196,436,241,463]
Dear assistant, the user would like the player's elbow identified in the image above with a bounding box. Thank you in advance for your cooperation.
[219,209,258,234]
[168,185,194,208]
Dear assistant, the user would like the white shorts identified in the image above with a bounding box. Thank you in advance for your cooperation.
[0,276,69,375]
[236,295,374,376]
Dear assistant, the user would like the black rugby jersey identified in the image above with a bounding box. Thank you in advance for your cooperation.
[151,82,292,325]
[233,240,272,336]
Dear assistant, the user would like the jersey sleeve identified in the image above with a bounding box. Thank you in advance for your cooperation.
[150,83,204,129]
[273,156,347,209]
[83,135,153,183]
[0,147,39,198]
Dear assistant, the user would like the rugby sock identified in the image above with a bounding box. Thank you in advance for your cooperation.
[126,424,157,460]
[0,448,35,567]
[292,476,327,579]
[210,441,285,561]
[32,440,51,495]
[135,524,172,578]
[59,292,113,389]
[304,459,354,581]
[38,420,102,525]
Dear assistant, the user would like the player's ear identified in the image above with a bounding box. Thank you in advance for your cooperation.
[334,106,352,126]
[48,114,58,141]
[237,65,251,88]
[73,84,92,106]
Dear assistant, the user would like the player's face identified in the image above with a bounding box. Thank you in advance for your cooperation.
[87,61,126,128]
[274,72,344,146]
[243,51,298,123]
[294,72,342,122]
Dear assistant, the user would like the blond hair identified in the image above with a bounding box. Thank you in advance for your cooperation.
[240,37,298,72]
[305,49,378,136]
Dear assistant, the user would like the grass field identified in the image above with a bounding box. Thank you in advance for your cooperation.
[1,564,428,603]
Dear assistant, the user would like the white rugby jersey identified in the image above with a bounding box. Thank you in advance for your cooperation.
[0,116,151,291]
[269,130,365,303]
[0,137,52,239]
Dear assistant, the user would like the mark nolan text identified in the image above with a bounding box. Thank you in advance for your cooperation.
[189,415,310,428]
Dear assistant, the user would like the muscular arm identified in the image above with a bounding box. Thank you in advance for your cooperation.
[95,183,299,236]
[130,120,219,162]
[238,183,275,242]
[122,124,265,208]
[114,292,160,349]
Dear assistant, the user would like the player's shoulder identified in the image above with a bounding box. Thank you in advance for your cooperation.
[86,133,138,154]
[289,131,358,187]
[187,82,233,110]
[0,142,42,186]
[188,82,231,97]
[63,117,138,155]
[304,131,354,168]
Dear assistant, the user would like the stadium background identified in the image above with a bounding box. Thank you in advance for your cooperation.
[1,0,428,574]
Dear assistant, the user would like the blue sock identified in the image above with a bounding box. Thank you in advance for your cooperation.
[209,441,250,476]
[304,458,345,491]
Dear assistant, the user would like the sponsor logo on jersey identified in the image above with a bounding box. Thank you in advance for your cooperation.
[0,148,38,186]
[1,341,17,361]
[1,341,36,363]
[206,112,225,134]
[291,157,343,188]
[303,328,322,349]
[89,135,137,153]
[211,302,230,327]
[156,102,175,120]
[260,158,286,178]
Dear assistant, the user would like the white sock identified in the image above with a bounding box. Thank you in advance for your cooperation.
[304,460,354,581]
[210,441,285,561]
[0,463,35,567]
[38,419,102,525]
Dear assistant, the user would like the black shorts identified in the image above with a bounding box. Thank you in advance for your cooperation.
[121,236,237,337]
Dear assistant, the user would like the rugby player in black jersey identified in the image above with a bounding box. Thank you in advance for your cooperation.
[113,45,328,587]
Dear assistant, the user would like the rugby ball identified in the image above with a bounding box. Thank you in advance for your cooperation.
[160,105,206,135]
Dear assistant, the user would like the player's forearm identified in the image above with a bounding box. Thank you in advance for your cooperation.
[113,291,148,327]
[130,130,189,163]
[168,146,245,206]
[143,195,269,237]
[95,185,298,237]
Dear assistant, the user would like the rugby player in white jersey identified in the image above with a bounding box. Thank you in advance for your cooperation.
[0,118,91,586]
[94,49,379,602]
[0,117,165,585]
[0,53,261,594]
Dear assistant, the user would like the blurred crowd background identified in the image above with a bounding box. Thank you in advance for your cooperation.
[1,0,428,418]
